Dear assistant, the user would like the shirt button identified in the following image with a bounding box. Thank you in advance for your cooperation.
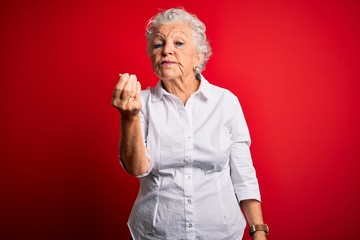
[188,223,193,228]
[187,175,191,180]
[187,199,192,204]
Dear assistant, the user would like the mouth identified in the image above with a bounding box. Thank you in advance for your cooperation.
[161,60,176,66]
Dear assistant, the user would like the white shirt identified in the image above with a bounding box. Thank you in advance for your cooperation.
[127,74,261,240]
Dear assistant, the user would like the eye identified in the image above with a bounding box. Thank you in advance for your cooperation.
[154,43,163,49]
[175,41,184,46]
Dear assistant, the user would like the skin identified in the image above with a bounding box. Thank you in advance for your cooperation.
[242,200,268,240]
[150,22,204,104]
[112,22,266,240]
[112,73,147,176]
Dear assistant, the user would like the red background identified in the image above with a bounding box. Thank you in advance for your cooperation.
[1,0,360,239]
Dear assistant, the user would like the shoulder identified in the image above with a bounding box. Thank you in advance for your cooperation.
[200,74,238,102]
[206,81,239,105]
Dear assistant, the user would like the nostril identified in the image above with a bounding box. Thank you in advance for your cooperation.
[162,51,173,56]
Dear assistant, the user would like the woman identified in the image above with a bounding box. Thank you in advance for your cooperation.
[112,8,268,240]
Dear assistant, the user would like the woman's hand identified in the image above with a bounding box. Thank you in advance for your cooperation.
[252,231,267,240]
[112,73,142,118]
[112,73,148,176]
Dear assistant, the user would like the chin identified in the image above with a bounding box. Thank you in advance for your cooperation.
[157,71,179,80]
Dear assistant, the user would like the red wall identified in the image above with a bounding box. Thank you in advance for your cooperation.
[1,0,359,239]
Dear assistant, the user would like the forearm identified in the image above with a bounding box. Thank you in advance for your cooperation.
[241,199,264,225]
[119,114,148,176]
[241,199,267,239]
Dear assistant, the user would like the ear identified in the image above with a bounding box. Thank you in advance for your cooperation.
[196,52,205,67]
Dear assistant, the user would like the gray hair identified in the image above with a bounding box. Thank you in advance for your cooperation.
[146,8,212,72]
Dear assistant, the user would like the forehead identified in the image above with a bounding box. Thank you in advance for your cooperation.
[153,22,193,38]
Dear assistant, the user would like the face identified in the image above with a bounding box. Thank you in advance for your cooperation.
[149,23,204,81]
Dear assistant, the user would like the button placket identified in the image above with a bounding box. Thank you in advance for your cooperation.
[178,102,195,239]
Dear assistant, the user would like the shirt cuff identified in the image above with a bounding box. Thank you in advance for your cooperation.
[235,191,262,203]
[134,147,154,178]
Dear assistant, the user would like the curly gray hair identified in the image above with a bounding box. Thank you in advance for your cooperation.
[146,8,212,72]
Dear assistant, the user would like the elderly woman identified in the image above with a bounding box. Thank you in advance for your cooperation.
[112,8,268,240]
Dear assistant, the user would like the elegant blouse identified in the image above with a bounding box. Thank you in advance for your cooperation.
[127,74,261,240]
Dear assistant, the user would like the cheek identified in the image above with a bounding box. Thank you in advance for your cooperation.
[150,56,161,72]
[150,54,157,65]
[151,52,161,62]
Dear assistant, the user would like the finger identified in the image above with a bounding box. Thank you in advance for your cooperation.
[113,74,128,102]
[126,75,137,102]
[121,75,135,100]
[134,81,141,100]
[113,88,121,102]
[115,73,129,92]
[119,74,134,100]
[129,74,137,97]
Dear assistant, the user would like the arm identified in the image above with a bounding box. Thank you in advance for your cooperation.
[228,97,268,239]
[241,199,267,240]
[112,73,149,176]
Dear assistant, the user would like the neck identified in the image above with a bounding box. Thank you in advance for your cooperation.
[161,75,200,104]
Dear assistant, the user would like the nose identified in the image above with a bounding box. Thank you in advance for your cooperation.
[162,42,173,56]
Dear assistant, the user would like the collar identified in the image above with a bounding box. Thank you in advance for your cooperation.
[152,73,211,102]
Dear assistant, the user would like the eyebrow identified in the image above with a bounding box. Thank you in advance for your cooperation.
[153,30,188,39]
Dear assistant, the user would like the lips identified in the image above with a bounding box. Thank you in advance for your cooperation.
[161,60,176,65]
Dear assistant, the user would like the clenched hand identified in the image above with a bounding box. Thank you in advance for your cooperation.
[112,73,142,118]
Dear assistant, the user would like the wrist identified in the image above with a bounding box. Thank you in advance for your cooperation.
[249,224,269,238]
[121,112,140,121]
